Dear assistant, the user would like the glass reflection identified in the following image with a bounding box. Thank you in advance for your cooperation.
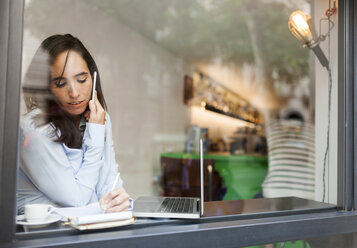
[19,0,321,220]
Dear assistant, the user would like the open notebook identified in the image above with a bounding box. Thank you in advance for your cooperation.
[54,202,135,230]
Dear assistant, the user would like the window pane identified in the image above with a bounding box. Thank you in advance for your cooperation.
[17,0,337,232]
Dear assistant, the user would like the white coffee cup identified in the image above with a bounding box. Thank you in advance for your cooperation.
[24,204,54,222]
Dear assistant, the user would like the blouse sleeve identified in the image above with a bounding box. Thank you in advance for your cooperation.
[20,120,106,207]
[96,113,124,199]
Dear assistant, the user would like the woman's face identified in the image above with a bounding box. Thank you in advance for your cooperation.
[50,50,93,117]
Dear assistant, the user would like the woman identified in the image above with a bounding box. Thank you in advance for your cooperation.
[18,34,130,214]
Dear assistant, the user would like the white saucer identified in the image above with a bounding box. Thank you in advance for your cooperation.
[16,214,62,227]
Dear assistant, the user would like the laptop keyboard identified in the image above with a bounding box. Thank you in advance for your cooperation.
[158,197,196,213]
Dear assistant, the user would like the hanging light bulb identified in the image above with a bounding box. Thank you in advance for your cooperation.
[288,10,329,68]
[289,11,315,46]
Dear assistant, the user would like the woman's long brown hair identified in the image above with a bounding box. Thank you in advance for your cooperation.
[23,34,107,148]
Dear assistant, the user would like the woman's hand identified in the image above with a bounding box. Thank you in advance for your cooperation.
[85,90,105,125]
[99,188,130,213]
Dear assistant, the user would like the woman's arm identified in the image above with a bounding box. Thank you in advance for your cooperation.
[96,113,130,212]
[96,113,123,198]
[20,121,105,207]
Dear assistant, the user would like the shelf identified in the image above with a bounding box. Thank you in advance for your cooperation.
[204,104,258,125]
[185,72,264,126]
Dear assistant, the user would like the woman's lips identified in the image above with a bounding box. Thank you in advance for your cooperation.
[67,100,84,108]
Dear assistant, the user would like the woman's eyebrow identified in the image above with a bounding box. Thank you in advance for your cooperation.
[51,76,65,82]
[74,72,88,77]
[51,72,88,82]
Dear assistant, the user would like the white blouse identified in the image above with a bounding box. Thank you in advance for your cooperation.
[17,108,123,214]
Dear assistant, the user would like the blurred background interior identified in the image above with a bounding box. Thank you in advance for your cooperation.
[21,0,334,204]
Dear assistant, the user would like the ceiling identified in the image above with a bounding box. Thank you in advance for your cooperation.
[90,0,310,64]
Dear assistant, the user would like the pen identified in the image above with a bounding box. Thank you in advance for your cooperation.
[111,172,120,191]
[101,172,120,211]
[92,71,97,101]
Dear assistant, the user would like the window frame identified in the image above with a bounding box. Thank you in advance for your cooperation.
[0,0,356,246]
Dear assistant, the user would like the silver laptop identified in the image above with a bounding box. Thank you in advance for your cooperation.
[133,139,205,219]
